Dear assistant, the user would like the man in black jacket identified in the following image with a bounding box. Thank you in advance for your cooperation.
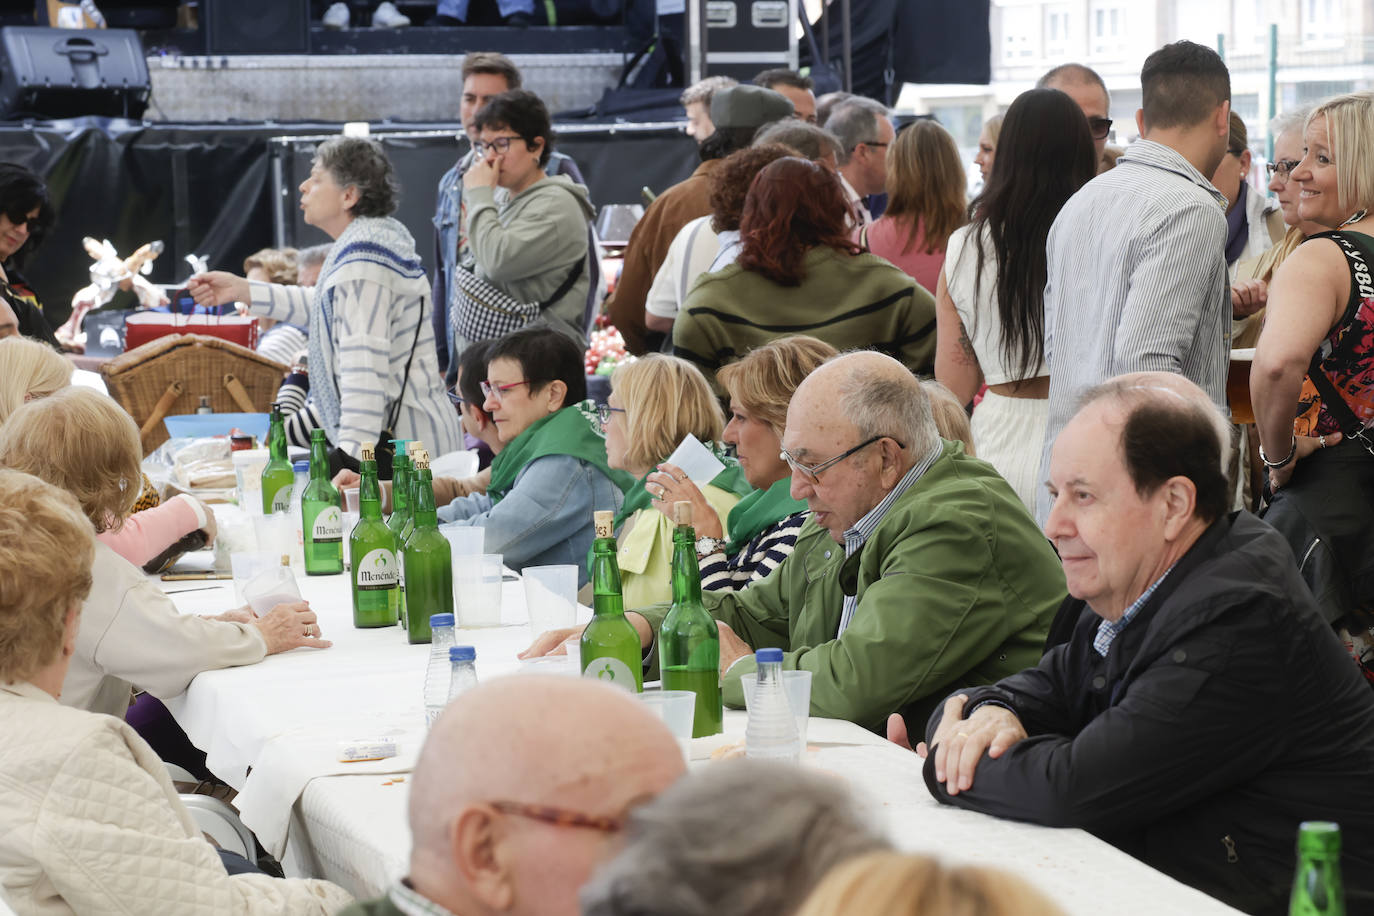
[912,372,1374,915]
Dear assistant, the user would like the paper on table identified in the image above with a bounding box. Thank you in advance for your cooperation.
[664,433,724,485]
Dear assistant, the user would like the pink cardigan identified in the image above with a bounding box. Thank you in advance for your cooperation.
[97,495,207,567]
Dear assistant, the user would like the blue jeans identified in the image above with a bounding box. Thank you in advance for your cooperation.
[437,0,535,19]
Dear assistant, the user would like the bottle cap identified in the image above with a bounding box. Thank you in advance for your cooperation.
[280,554,291,567]
[292,460,310,472]
[390,438,411,451]
[450,645,476,662]
[1297,821,1342,857]
[594,510,614,538]
[415,454,431,471]
[673,501,692,525]
[755,648,784,663]
[361,442,375,461]
[409,441,424,454]
[429,613,455,627]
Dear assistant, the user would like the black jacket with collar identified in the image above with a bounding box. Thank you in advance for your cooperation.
[924,512,1374,915]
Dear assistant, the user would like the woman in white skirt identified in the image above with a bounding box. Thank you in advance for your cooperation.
[933,88,1098,513]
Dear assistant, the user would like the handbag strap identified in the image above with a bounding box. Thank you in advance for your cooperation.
[386,303,426,433]
[537,256,586,312]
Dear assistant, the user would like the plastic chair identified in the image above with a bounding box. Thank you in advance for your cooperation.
[179,795,257,861]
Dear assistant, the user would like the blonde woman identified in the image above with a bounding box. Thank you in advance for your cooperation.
[0,387,329,719]
[0,469,352,915]
[973,113,1002,183]
[859,119,968,294]
[242,246,308,366]
[0,336,216,570]
[920,379,975,456]
[795,851,1065,916]
[601,354,747,607]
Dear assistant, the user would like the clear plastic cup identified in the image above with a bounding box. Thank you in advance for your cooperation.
[641,690,697,761]
[230,551,276,606]
[241,562,302,616]
[741,669,813,748]
[454,554,504,628]
[343,488,360,513]
[440,525,485,560]
[523,564,578,637]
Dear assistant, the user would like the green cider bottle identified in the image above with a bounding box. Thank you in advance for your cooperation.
[260,404,295,514]
[398,441,425,548]
[660,501,722,737]
[301,428,344,575]
[350,442,400,628]
[388,445,414,629]
[580,510,643,693]
[1290,821,1345,916]
[403,452,453,644]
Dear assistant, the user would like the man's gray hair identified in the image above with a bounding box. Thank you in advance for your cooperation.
[1270,104,1312,140]
[752,120,844,162]
[680,75,738,109]
[833,356,938,458]
[297,244,331,271]
[823,97,890,164]
[579,760,889,916]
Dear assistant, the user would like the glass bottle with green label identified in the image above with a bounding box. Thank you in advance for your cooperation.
[350,442,399,628]
[660,501,722,736]
[403,452,453,644]
[581,510,643,693]
[1290,821,1345,916]
[301,428,343,576]
[260,404,294,514]
[398,441,425,548]
[388,445,413,628]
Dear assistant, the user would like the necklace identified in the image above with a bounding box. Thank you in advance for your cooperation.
[1339,209,1368,228]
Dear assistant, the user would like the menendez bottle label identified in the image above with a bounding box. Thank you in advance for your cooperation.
[583,657,637,692]
[355,549,399,590]
[311,506,344,542]
[270,486,293,513]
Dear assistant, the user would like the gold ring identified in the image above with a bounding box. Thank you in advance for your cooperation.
[955,731,970,738]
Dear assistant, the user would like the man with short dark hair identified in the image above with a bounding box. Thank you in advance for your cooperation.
[1037,62,1114,169]
[432,54,585,384]
[752,68,816,123]
[823,97,893,226]
[1036,41,1234,524]
[915,372,1374,915]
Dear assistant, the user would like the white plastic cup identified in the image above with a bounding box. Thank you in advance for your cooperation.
[229,551,276,606]
[741,669,813,748]
[343,487,360,513]
[641,690,697,761]
[440,525,485,559]
[454,554,504,628]
[241,563,302,616]
[523,564,578,637]
[232,448,270,515]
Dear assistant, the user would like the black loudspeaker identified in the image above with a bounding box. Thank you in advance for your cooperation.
[0,27,150,120]
[203,0,309,54]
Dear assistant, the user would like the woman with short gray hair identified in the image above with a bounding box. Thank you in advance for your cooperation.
[189,136,462,461]
[580,760,889,916]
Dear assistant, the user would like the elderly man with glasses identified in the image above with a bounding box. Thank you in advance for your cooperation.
[527,351,1065,735]
[337,676,686,916]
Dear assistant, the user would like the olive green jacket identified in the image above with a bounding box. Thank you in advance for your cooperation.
[637,440,1066,734]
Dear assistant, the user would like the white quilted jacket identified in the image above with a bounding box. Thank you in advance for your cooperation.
[0,682,353,915]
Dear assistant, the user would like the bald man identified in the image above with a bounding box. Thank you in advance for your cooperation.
[1037,62,1113,169]
[338,676,686,916]
[916,371,1374,915]
[529,352,1066,735]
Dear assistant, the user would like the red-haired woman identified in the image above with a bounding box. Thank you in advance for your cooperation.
[672,157,933,384]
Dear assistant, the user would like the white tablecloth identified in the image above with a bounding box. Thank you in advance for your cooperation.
[161,561,1243,915]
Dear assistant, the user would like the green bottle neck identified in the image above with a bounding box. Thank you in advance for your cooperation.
[412,468,438,527]
[392,462,412,513]
[308,436,329,480]
[267,411,288,461]
[670,525,703,605]
[590,537,623,615]
[359,459,383,521]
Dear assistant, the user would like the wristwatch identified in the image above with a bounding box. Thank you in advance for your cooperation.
[695,535,727,558]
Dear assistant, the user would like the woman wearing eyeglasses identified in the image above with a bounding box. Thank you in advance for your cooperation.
[0,163,60,347]
[436,327,633,585]
[457,89,594,350]
[1212,111,1285,278]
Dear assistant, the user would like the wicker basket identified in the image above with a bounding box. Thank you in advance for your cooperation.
[100,334,289,454]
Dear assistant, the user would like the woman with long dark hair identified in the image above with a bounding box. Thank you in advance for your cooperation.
[673,157,932,383]
[0,163,59,346]
[934,89,1097,511]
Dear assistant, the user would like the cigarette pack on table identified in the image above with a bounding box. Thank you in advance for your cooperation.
[337,738,399,763]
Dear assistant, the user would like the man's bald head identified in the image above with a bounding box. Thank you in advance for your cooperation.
[409,676,685,916]
[792,351,936,456]
[1038,63,1110,156]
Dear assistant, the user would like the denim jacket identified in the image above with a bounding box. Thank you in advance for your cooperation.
[436,453,623,586]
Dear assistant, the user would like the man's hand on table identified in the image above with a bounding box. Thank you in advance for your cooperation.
[519,612,655,658]
[251,600,333,653]
[917,693,1027,796]
[716,621,752,673]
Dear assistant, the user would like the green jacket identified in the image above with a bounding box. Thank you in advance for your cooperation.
[637,441,1066,733]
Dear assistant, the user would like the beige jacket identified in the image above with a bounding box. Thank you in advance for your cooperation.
[0,682,352,915]
[63,541,267,717]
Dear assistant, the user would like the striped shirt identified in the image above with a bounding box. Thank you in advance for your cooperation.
[699,511,807,592]
[1036,139,1231,524]
[838,441,942,635]
[256,323,307,366]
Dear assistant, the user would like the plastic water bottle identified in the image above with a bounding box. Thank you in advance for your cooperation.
[286,459,311,570]
[745,648,800,761]
[423,614,456,727]
[448,646,478,701]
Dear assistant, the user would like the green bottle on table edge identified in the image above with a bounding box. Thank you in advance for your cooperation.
[1289,821,1345,915]
[350,442,399,628]
[403,451,453,644]
[301,428,343,576]
[388,444,413,629]
[581,510,643,693]
[260,404,294,514]
[660,501,722,736]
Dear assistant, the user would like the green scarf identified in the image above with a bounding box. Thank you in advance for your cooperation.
[612,443,753,530]
[487,402,635,503]
[724,476,807,555]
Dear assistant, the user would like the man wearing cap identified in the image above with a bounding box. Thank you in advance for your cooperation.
[607,84,793,355]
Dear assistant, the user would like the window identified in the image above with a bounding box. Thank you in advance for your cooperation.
[1000,5,1037,62]
[1302,0,1344,43]
[1234,0,1270,50]
[1044,5,1071,57]
[1090,3,1126,56]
